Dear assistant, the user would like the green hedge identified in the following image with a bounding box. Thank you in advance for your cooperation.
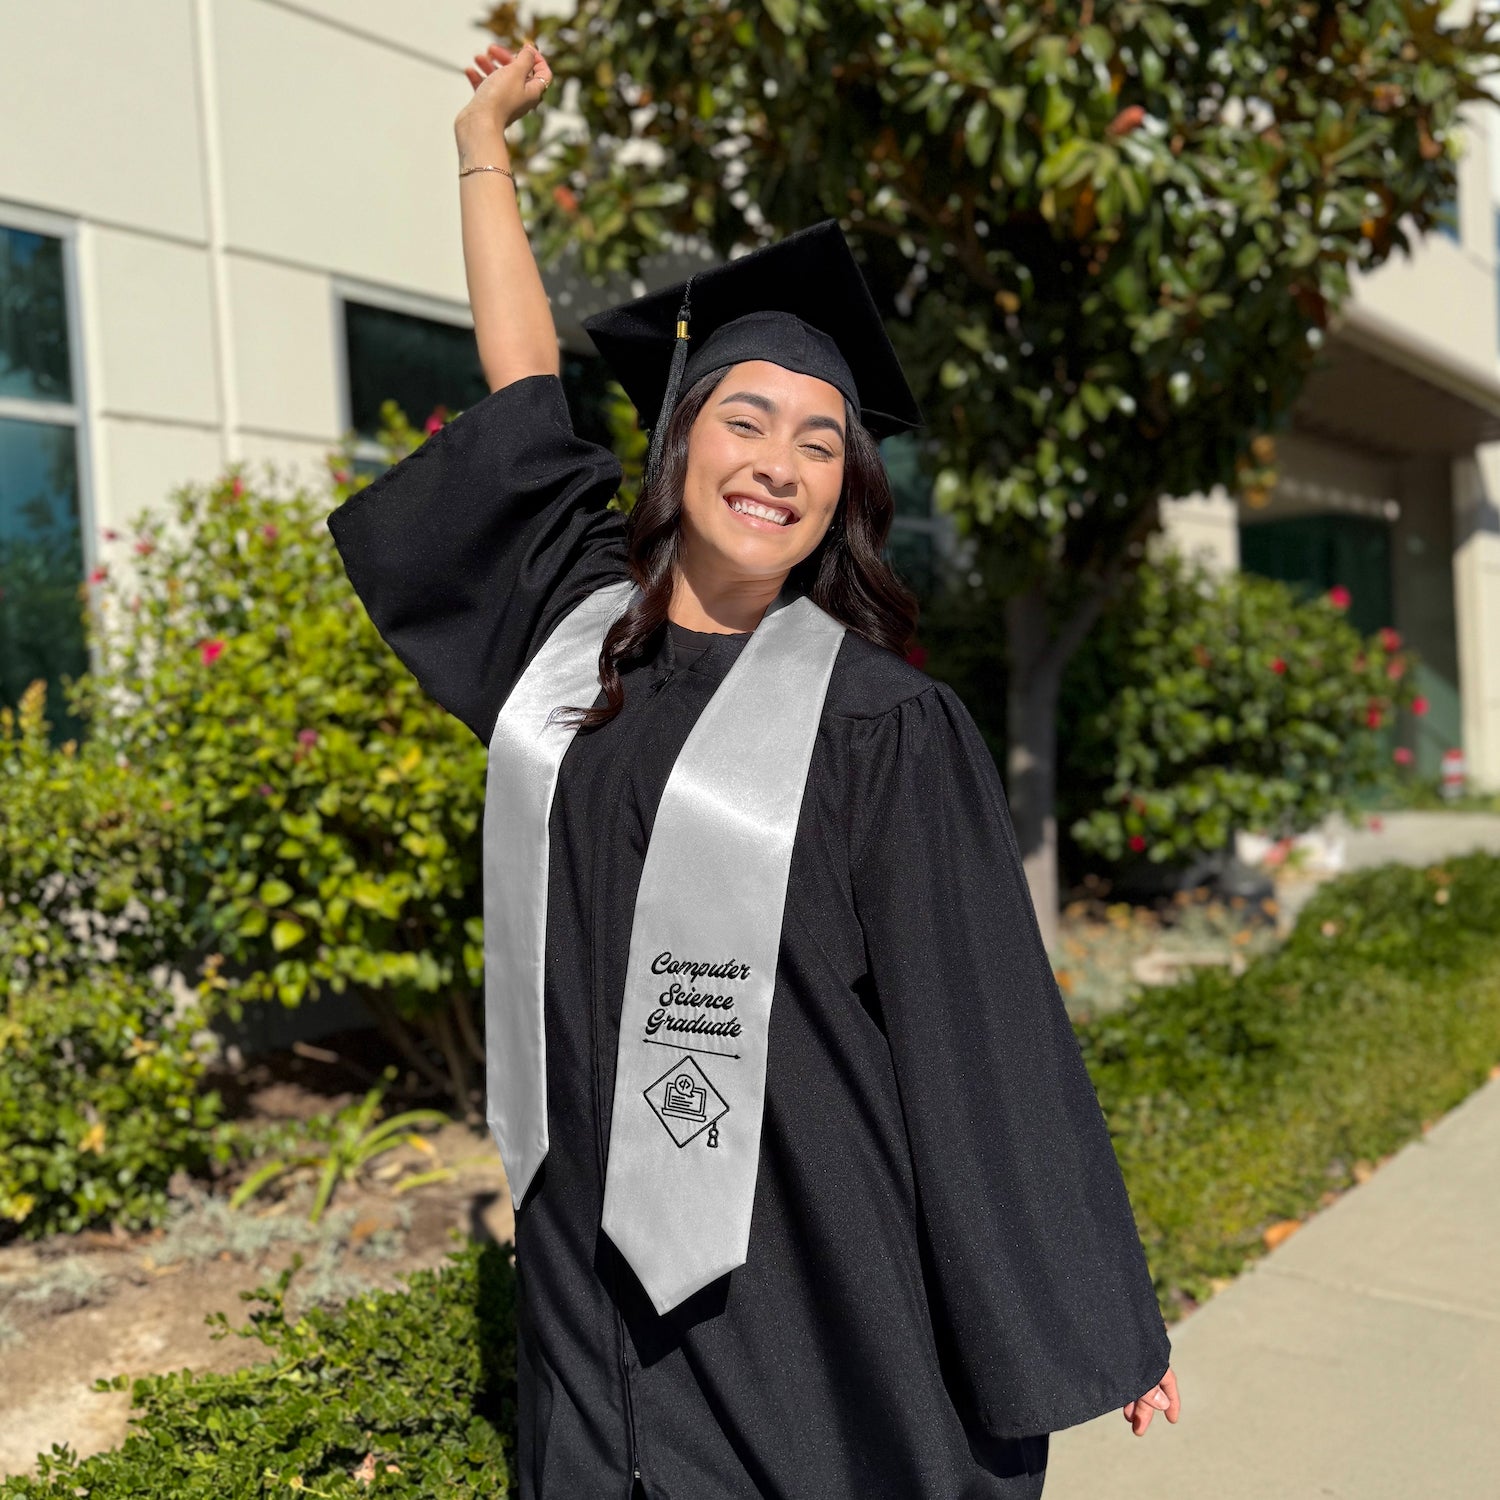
[1,968,225,1238]
[1083,851,1500,1309]
[4,1243,516,1498]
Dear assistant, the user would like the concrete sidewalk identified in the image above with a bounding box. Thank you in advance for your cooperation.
[1046,1074,1500,1500]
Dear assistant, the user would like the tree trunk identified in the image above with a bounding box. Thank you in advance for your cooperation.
[1004,585,1065,953]
[998,500,1158,951]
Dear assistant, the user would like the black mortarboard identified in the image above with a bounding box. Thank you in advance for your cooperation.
[581,219,924,490]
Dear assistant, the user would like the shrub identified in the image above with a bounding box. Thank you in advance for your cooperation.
[1082,852,1500,1311]
[1058,551,1424,866]
[3,1243,516,1498]
[70,442,490,1105]
[0,967,224,1238]
[0,681,191,992]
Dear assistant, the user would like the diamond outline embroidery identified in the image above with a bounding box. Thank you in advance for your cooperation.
[644,1055,729,1148]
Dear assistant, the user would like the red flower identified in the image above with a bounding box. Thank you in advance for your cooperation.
[230,476,245,500]
[199,638,225,666]
[1378,627,1402,652]
[1368,816,1385,832]
[87,566,108,585]
[262,523,279,542]
[1365,705,1383,729]
[134,538,154,556]
[905,644,929,669]
[1270,656,1287,675]
[424,408,448,435]
[1327,585,1352,610]
[1393,746,1414,766]
[1128,834,1147,853]
[552,184,580,215]
[333,467,352,485]
[297,728,319,747]
[1386,658,1405,681]
[257,783,274,797]
[1412,695,1430,717]
[101,527,120,542]
[1107,105,1147,137]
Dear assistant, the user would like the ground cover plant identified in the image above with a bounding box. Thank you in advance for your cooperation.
[2,1242,517,1498]
[1083,851,1500,1312]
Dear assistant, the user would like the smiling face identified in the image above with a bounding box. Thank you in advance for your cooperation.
[676,359,848,591]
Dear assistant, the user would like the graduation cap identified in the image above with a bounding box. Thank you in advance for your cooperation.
[581,218,924,491]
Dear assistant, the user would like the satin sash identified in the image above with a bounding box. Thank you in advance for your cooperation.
[600,595,846,1312]
[483,580,846,1314]
[484,578,636,1207]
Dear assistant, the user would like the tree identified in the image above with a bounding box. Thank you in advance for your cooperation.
[493,0,1500,942]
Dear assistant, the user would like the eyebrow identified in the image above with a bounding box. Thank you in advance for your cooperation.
[716,390,846,444]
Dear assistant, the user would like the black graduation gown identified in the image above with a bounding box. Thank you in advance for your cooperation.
[327,373,1172,1500]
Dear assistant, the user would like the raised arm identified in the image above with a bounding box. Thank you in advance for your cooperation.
[455,40,559,391]
[325,38,628,747]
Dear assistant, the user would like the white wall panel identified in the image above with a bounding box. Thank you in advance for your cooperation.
[238,431,341,495]
[283,0,500,68]
[94,417,224,536]
[0,0,207,240]
[227,255,341,440]
[211,0,468,301]
[91,228,219,424]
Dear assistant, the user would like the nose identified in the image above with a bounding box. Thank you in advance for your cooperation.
[752,436,798,494]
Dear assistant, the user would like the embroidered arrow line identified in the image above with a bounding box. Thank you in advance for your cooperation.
[643,1038,742,1061]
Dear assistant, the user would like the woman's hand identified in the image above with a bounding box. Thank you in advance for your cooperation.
[1122,1366,1180,1436]
[455,40,553,146]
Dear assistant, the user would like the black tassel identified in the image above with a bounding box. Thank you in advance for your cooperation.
[643,275,695,494]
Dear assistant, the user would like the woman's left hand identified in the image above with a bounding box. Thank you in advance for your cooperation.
[1122,1366,1180,1436]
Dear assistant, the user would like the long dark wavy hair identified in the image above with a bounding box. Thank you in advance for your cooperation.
[554,365,919,732]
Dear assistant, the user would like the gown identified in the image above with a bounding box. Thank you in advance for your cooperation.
[327,372,1172,1500]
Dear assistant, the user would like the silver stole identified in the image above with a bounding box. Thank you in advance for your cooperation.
[483,580,846,1314]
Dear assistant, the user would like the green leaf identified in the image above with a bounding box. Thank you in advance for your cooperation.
[271,919,307,952]
[1037,138,1092,190]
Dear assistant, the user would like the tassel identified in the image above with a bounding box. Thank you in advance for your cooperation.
[643,276,695,494]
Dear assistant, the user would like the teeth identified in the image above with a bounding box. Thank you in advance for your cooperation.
[728,497,792,525]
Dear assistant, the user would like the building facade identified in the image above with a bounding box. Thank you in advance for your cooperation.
[2,0,1497,787]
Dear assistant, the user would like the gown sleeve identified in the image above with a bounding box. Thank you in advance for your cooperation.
[847,680,1171,1439]
[325,372,629,746]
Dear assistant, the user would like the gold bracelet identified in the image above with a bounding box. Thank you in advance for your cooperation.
[459,164,516,182]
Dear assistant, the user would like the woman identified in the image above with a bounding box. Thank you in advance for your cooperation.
[328,38,1179,1500]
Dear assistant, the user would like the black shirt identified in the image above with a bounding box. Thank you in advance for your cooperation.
[328,374,1171,1500]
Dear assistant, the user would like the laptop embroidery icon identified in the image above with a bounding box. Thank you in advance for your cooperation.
[644,1056,729,1148]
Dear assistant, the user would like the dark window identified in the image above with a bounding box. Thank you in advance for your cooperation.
[880,432,939,598]
[560,347,620,451]
[0,416,87,717]
[344,301,490,438]
[0,227,72,402]
[1433,183,1459,245]
[0,223,85,737]
[1239,512,1393,636]
[344,299,617,449]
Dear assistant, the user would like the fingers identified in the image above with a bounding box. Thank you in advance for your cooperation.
[463,40,550,101]
[1122,1376,1175,1437]
[1159,1367,1182,1423]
